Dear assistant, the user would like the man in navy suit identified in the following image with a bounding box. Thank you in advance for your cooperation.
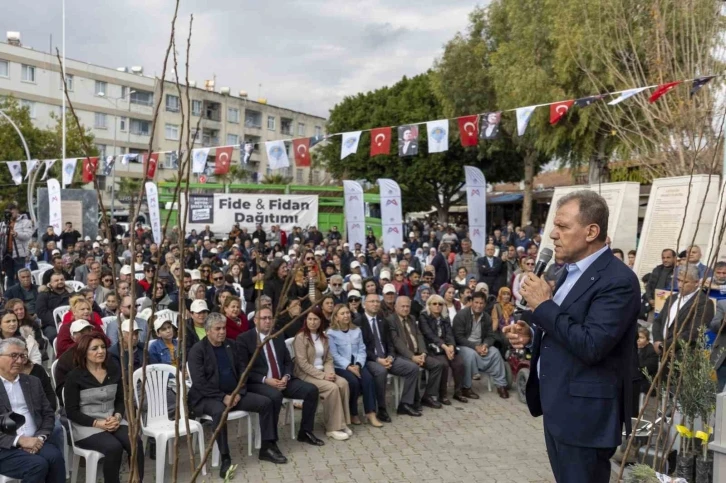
[504,190,640,483]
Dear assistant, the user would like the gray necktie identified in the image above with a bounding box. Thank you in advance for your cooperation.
[371,317,385,358]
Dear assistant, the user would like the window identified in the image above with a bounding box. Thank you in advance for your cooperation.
[165,94,180,112]
[296,168,304,183]
[191,128,201,144]
[280,118,292,135]
[60,74,74,91]
[121,86,129,99]
[21,64,35,82]
[94,113,108,129]
[96,144,107,157]
[165,123,180,140]
[164,152,179,169]
[312,170,320,184]
[245,110,262,128]
[19,99,36,118]
[95,80,107,96]
[314,126,322,137]
[267,115,276,131]
[227,107,240,123]
[297,122,305,136]
[226,133,239,145]
[0,60,8,78]
[130,119,151,136]
[130,90,154,106]
[191,100,202,116]
[119,117,127,131]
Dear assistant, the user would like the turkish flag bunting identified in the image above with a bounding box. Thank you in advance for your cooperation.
[214,146,233,174]
[145,153,158,179]
[293,138,311,167]
[370,127,391,157]
[649,81,682,103]
[549,100,574,125]
[82,157,99,183]
[457,115,479,147]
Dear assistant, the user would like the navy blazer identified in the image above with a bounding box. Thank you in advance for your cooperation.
[526,248,640,449]
[188,337,245,412]
[236,329,294,384]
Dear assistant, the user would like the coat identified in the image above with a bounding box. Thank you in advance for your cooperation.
[477,256,504,293]
[0,373,55,449]
[709,299,726,370]
[652,290,714,350]
[452,307,495,350]
[292,333,335,380]
[526,248,640,449]
[236,329,294,383]
[188,337,244,412]
[357,312,395,361]
[327,327,367,370]
[418,311,456,354]
[388,313,426,359]
[35,289,71,329]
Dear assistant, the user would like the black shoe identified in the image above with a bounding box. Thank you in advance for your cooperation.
[453,391,468,403]
[439,396,452,406]
[413,402,423,412]
[219,455,232,479]
[462,387,479,400]
[397,403,422,417]
[297,430,325,446]
[377,409,392,423]
[421,396,442,409]
[259,447,287,464]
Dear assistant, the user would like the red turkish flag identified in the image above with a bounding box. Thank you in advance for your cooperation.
[549,100,574,125]
[649,81,682,103]
[145,153,158,179]
[370,127,391,157]
[457,115,479,147]
[214,146,233,175]
[293,138,311,167]
[82,157,99,183]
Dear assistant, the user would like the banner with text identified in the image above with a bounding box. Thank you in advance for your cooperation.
[145,182,162,244]
[343,180,366,248]
[464,166,487,255]
[377,178,403,251]
[47,178,62,233]
[182,193,318,234]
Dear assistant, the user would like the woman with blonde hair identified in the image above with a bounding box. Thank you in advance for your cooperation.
[56,295,108,358]
[491,287,516,331]
[293,307,352,441]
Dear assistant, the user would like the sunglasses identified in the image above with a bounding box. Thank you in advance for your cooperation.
[526,263,535,266]
[331,283,342,287]
[305,257,314,261]
[431,302,443,306]
[213,277,224,281]
[348,297,361,302]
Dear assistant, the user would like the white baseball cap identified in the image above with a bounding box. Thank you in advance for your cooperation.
[382,283,396,295]
[84,236,91,241]
[121,319,141,332]
[190,269,202,280]
[210,248,218,254]
[347,289,362,299]
[190,299,209,313]
[253,238,259,244]
[349,274,363,290]
[343,243,349,247]
[389,248,396,254]
[350,261,361,270]
[92,242,100,248]
[120,265,132,275]
[154,318,176,332]
[403,248,411,255]
[204,236,210,241]
[102,238,109,244]
[380,270,391,280]
[96,236,103,241]
[70,320,93,335]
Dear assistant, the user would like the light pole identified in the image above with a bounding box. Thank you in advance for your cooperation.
[0,109,35,225]
[98,90,134,219]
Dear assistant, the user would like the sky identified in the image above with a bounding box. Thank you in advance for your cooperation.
[1,0,479,118]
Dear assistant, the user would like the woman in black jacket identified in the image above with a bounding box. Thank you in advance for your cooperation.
[262,258,288,314]
[637,327,659,394]
[418,294,468,404]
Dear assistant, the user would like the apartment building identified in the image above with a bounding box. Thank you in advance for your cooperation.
[0,34,329,204]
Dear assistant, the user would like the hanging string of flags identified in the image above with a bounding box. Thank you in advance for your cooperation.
[1,74,717,186]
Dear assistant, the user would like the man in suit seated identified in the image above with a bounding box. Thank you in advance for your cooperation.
[387,296,444,409]
[188,313,280,478]
[0,338,66,482]
[237,307,325,447]
[357,293,421,420]
[453,291,509,399]
[653,264,715,356]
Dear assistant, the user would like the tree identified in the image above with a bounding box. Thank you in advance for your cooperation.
[319,73,527,223]
[261,173,291,185]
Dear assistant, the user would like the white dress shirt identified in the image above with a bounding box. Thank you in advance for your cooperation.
[1,374,37,446]
[663,291,698,341]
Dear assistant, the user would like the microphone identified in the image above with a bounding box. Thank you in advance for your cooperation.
[517,247,553,309]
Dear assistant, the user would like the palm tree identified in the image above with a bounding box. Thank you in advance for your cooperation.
[117,177,143,218]
[261,173,291,185]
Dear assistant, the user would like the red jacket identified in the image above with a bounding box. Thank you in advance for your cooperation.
[56,312,110,359]
[225,314,251,340]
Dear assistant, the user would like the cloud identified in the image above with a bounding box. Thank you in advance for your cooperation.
[1,0,477,118]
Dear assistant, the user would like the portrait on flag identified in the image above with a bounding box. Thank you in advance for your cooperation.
[479,112,501,140]
[397,125,419,156]
[241,142,254,165]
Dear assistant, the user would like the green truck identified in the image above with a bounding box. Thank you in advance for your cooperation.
[157,182,383,238]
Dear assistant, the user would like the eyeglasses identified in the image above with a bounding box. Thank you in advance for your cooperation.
[305,257,314,261]
[395,273,403,277]
[213,277,224,281]
[348,298,360,302]
[201,269,211,273]
[525,263,535,266]
[430,302,443,306]
[0,353,28,362]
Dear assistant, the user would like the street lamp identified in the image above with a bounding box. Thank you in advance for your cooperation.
[98,90,135,219]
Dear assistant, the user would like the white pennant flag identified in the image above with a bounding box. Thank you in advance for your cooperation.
[121,153,139,165]
[265,140,290,170]
[516,106,537,136]
[192,148,210,174]
[426,119,449,154]
[607,87,649,106]
[340,131,362,160]
[61,158,77,187]
[23,160,38,180]
[145,182,162,244]
[42,159,56,180]
[7,161,23,185]
[47,178,62,233]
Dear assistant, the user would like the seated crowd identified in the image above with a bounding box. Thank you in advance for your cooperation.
[9,215,725,481]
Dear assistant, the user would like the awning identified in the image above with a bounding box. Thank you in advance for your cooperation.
[487,193,523,204]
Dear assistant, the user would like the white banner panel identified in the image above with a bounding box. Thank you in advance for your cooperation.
[145,182,162,244]
[61,158,77,187]
[181,193,318,234]
[464,166,487,255]
[343,180,366,248]
[47,178,62,233]
[377,178,403,251]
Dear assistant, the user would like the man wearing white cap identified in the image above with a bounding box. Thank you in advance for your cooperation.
[380,284,398,319]
[54,320,94,403]
[185,299,210,354]
[347,274,363,293]
[105,296,148,346]
[108,319,143,371]
[373,253,395,278]
[356,253,371,278]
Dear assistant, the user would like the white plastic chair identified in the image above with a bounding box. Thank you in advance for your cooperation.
[135,296,150,311]
[65,281,85,292]
[133,364,206,481]
[154,309,178,327]
[53,306,71,330]
[101,316,117,333]
[62,389,104,483]
[32,267,51,285]
[49,361,71,479]
[221,259,229,266]
[36,261,52,269]
[134,273,145,281]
